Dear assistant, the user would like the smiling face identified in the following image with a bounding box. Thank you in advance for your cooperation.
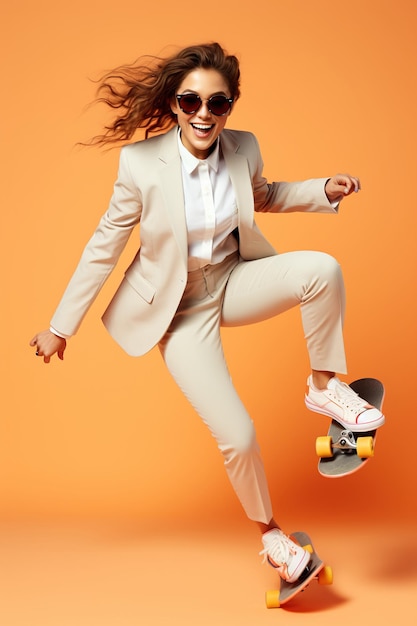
[171,68,232,159]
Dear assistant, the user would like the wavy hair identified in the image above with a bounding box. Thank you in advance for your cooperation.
[87,42,240,147]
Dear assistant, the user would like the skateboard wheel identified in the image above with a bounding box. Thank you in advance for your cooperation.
[303,544,314,554]
[356,436,374,458]
[316,436,333,458]
[265,589,280,608]
[318,565,333,585]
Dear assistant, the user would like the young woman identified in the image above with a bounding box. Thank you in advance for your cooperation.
[30,42,384,583]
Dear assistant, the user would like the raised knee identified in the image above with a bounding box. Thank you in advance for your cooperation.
[311,252,343,286]
[315,251,340,271]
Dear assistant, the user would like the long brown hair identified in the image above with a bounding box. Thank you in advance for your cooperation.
[87,42,240,147]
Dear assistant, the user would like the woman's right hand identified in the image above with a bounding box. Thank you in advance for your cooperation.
[30,330,67,364]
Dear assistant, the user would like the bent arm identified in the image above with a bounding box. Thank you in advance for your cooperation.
[255,177,338,214]
[248,133,340,214]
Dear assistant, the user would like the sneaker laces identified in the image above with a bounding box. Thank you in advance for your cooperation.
[259,532,296,567]
[327,379,370,412]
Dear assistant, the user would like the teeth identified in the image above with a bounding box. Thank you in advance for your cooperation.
[192,124,212,130]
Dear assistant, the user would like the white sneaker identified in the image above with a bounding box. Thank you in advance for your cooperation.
[305,375,385,432]
[260,529,310,583]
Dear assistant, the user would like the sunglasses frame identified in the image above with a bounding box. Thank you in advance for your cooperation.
[175,93,234,116]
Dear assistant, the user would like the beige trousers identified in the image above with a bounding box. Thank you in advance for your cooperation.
[158,250,346,524]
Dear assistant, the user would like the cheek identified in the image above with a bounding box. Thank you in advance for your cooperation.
[217,116,229,132]
[175,114,189,133]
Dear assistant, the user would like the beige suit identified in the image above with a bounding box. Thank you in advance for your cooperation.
[51,126,347,524]
[51,126,337,355]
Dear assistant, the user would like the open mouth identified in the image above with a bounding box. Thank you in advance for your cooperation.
[191,123,214,137]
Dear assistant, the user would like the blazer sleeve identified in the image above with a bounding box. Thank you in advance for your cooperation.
[50,147,142,337]
[248,133,338,214]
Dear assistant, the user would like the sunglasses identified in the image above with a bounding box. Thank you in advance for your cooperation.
[176,93,234,116]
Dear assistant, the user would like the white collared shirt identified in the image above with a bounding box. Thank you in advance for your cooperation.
[177,131,238,271]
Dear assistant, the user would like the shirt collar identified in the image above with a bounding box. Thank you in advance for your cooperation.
[177,128,220,174]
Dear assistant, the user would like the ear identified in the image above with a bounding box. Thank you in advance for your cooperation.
[170,97,179,116]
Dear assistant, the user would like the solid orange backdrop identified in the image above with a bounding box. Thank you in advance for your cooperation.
[1,0,416,529]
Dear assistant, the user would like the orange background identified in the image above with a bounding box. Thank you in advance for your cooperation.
[1,1,417,624]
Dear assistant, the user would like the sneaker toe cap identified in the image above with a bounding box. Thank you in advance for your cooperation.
[357,407,384,427]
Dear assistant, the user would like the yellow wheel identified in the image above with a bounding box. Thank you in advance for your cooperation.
[356,436,374,458]
[303,544,314,554]
[265,589,280,608]
[316,436,333,458]
[318,565,333,585]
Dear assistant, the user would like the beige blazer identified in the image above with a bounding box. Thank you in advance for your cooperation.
[50,126,336,356]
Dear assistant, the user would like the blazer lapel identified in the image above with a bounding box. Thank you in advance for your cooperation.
[221,130,277,260]
[220,131,255,233]
[157,128,188,266]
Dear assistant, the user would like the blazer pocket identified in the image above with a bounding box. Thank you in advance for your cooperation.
[124,269,156,304]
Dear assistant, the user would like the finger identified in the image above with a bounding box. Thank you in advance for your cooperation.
[336,176,354,194]
[338,180,355,195]
[44,355,51,364]
[345,177,360,193]
[339,174,360,194]
[30,337,38,346]
[350,179,361,194]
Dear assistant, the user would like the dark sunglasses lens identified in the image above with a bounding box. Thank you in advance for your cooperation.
[178,94,201,113]
[209,96,231,115]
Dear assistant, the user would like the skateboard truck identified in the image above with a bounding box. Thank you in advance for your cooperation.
[316,429,375,460]
[333,429,357,453]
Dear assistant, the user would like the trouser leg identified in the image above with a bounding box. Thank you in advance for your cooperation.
[158,255,273,523]
[222,251,347,374]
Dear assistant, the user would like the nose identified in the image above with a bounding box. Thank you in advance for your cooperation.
[196,100,211,118]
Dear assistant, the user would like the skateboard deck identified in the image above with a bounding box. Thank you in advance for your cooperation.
[265,531,332,608]
[316,378,384,478]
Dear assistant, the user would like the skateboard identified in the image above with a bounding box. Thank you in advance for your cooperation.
[265,531,333,608]
[316,378,384,478]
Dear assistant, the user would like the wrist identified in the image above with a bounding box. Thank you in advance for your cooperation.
[49,326,70,339]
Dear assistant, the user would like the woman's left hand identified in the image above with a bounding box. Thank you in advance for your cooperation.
[325,174,361,203]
